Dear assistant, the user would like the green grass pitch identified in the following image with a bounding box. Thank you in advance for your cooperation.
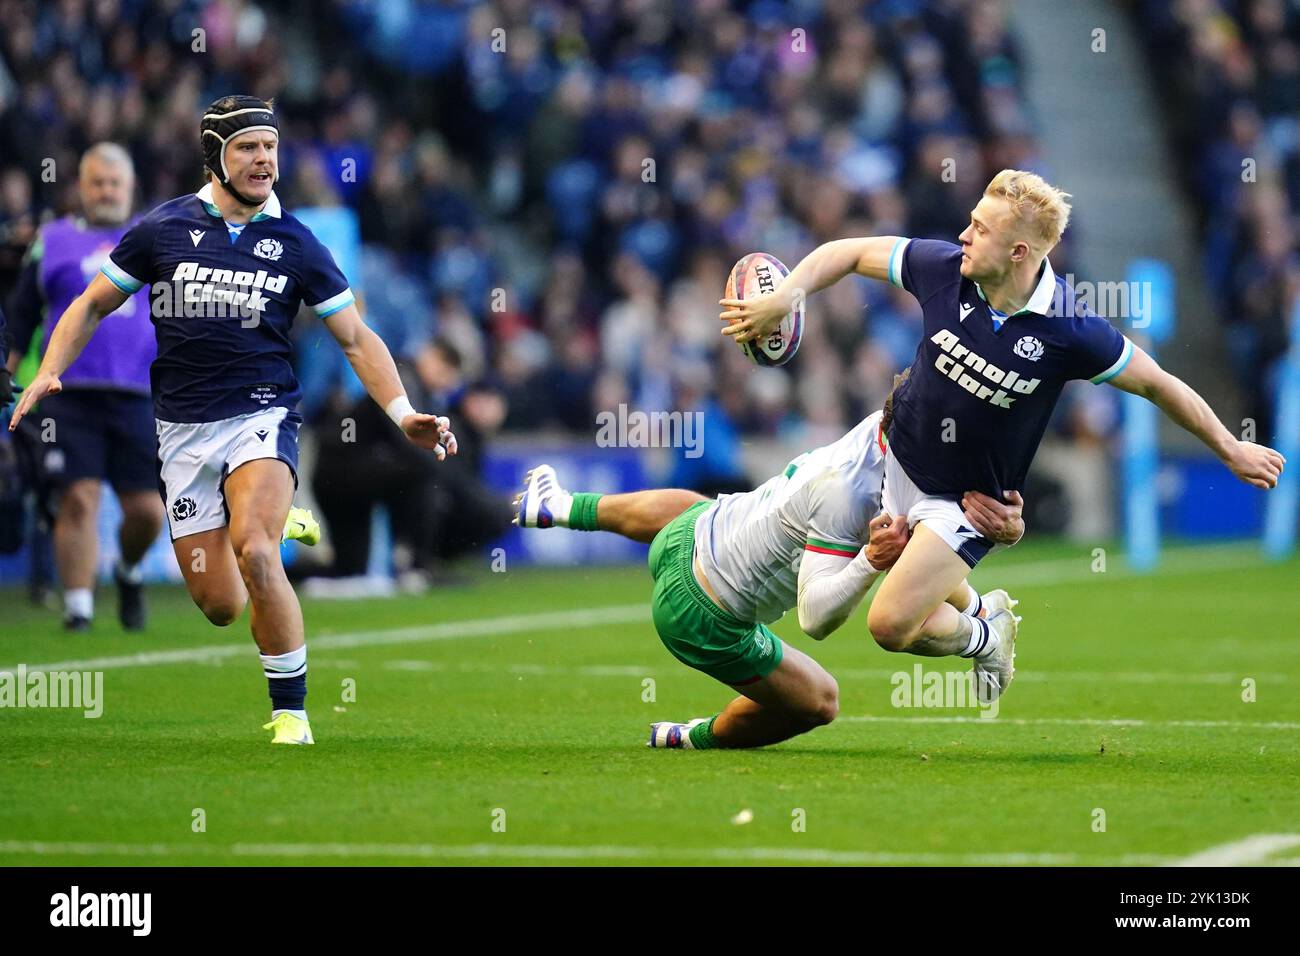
[2,539,1298,866]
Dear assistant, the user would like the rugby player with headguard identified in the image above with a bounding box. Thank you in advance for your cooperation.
[11,96,458,745]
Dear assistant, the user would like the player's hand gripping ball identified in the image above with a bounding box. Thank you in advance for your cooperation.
[721,252,804,367]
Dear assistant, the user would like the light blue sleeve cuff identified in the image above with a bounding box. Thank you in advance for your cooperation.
[887,238,910,289]
[1091,335,1135,384]
[313,288,355,318]
[100,258,144,294]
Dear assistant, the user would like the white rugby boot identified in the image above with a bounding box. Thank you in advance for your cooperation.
[972,608,1020,704]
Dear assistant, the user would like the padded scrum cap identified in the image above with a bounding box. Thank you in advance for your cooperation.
[201,95,279,202]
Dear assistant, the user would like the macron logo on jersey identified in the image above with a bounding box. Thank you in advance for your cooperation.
[168,260,288,315]
[930,329,1040,409]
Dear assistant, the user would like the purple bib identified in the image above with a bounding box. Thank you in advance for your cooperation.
[40,217,155,393]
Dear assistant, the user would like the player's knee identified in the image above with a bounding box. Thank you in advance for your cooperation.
[867,605,915,652]
[233,535,279,588]
[813,679,840,726]
[58,485,99,525]
[197,595,244,626]
[121,495,164,530]
[794,678,839,728]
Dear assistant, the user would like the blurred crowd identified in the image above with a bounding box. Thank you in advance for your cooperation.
[1133,0,1300,440]
[0,0,1090,475]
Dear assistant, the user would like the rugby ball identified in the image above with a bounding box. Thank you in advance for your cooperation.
[724,252,803,367]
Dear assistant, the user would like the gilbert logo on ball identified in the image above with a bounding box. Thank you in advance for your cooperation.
[726,252,803,366]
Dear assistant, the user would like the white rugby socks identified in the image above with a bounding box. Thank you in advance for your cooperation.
[958,614,999,659]
[115,558,143,585]
[957,583,982,617]
[65,588,93,620]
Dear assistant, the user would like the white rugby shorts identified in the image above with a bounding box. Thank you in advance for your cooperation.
[880,443,1002,569]
[155,406,301,540]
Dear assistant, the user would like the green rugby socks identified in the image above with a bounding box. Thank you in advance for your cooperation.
[688,714,720,749]
[567,492,603,531]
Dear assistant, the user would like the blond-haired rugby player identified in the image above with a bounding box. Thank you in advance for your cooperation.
[721,170,1285,701]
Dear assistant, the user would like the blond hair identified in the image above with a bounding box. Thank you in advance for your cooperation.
[984,169,1072,253]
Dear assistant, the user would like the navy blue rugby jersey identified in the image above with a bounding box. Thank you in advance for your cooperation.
[884,238,1133,497]
[100,183,355,423]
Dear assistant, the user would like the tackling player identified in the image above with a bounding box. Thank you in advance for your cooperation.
[514,407,1025,749]
[10,96,458,745]
[720,169,1285,699]
[6,143,163,631]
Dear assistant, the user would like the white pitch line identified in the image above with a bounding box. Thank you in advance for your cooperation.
[971,543,1267,588]
[777,667,1285,686]
[0,839,1170,866]
[841,715,1300,730]
[6,613,1296,689]
[0,841,182,858]
[378,660,661,677]
[366,659,1288,686]
[0,604,649,675]
[1171,834,1300,867]
[228,842,1173,866]
[2,542,1291,679]
[384,660,442,672]
[1005,670,1273,686]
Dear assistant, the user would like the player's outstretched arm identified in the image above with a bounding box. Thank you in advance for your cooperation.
[1107,343,1285,489]
[720,236,903,344]
[323,303,457,460]
[797,513,909,640]
[8,272,127,431]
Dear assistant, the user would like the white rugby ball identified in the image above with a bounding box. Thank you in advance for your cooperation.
[724,252,803,367]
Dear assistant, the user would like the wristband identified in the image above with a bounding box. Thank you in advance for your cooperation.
[385,395,417,427]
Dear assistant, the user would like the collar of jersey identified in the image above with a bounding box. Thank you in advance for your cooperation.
[974,256,1056,318]
[195,181,281,222]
